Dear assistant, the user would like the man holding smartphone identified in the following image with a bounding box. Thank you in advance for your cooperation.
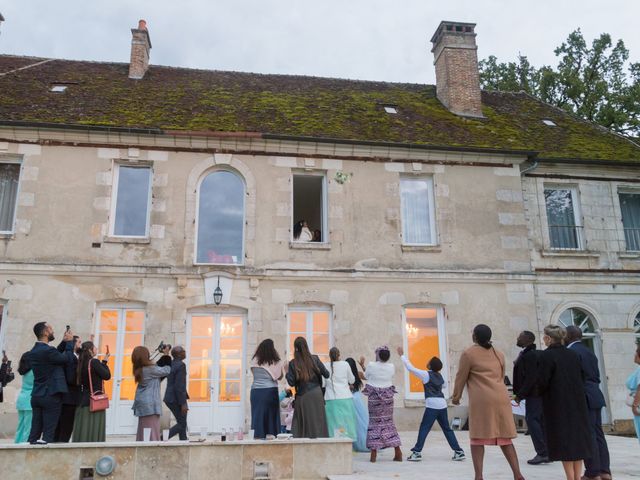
[54,330,82,442]
[27,322,75,444]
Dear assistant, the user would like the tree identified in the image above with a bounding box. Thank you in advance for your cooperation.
[479,30,640,136]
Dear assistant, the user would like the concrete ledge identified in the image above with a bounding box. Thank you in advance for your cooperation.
[0,437,353,480]
[289,242,331,250]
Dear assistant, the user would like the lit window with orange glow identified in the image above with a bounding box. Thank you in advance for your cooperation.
[287,308,332,363]
[403,307,448,398]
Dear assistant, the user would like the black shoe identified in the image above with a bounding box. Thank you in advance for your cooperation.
[527,455,550,465]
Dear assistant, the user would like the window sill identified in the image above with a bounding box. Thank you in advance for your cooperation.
[541,250,599,258]
[0,233,15,240]
[618,252,640,259]
[289,242,331,250]
[401,244,441,253]
[103,236,151,244]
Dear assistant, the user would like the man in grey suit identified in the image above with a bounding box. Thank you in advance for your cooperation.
[566,325,611,480]
[164,345,189,440]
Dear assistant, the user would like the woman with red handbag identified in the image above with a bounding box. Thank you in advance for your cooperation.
[72,341,111,442]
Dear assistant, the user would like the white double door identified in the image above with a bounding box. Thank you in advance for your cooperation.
[96,306,145,435]
[187,312,246,434]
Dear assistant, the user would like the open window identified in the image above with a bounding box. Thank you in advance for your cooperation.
[292,173,327,243]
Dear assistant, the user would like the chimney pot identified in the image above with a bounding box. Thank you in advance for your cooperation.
[430,21,484,118]
[129,20,152,80]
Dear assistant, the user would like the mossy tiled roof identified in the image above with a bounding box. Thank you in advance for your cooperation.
[1,55,639,162]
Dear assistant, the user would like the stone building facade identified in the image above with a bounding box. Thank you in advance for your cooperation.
[0,20,638,436]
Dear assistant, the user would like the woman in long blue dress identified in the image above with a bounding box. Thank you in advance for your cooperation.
[346,357,369,452]
[15,352,34,443]
[626,343,640,444]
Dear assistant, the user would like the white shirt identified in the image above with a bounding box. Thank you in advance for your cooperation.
[364,361,395,388]
[401,355,448,410]
[566,341,579,349]
[323,360,355,400]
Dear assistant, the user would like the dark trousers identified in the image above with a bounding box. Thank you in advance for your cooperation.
[584,408,610,476]
[166,402,188,440]
[412,407,463,453]
[29,394,63,444]
[54,404,77,442]
[525,396,548,457]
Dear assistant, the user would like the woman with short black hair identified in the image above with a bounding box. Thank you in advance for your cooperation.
[452,324,523,480]
[250,338,285,439]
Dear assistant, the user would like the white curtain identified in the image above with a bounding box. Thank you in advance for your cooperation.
[619,193,640,251]
[0,164,20,232]
[401,178,432,244]
[544,188,578,249]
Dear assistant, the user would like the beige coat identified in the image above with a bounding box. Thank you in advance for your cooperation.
[452,345,517,439]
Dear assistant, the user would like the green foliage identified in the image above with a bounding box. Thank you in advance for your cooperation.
[479,30,640,136]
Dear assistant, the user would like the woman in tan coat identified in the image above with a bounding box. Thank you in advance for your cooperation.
[452,324,524,480]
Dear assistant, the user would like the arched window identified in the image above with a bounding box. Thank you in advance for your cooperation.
[196,170,245,264]
[558,307,597,350]
[634,311,640,343]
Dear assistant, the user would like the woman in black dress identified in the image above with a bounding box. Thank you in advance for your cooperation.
[286,336,330,438]
[73,341,111,442]
[538,325,591,480]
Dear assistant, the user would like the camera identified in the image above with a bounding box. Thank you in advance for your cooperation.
[156,341,172,353]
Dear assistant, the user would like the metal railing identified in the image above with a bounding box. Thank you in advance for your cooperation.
[623,228,640,252]
[548,225,584,250]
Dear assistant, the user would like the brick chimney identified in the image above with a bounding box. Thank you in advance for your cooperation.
[430,21,483,118]
[129,19,152,80]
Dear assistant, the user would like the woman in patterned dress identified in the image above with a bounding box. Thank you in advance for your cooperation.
[359,346,402,463]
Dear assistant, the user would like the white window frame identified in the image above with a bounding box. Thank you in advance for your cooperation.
[194,168,246,266]
[291,171,328,244]
[108,162,153,238]
[285,305,333,358]
[402,305,449,400]
[0,157,23,235]
[617,188,640,252]
[544,185,584,250]
[400,176,437,246]
[0,300,7,354]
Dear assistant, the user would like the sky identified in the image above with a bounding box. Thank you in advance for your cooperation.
[0,1,638,84]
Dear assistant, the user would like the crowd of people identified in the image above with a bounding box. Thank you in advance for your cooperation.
[0,320,638,480]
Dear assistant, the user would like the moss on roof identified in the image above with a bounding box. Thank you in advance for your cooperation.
[0,55,639,162]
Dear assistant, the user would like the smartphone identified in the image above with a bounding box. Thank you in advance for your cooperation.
[106,345,110,355]
[66,325,71,332]
[6,360,11,369]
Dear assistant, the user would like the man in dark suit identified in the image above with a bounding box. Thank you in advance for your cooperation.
[566,326,611,480]
[54,335,81,442]
[28,321,75,444]
[512,330,549,465]
[163,345,189,440]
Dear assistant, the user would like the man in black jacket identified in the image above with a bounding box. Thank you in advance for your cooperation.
[566,326,611,480]
[163,345,189,440]
[27,321,75,444]
[54,335,81,442]
[512,330,549,465]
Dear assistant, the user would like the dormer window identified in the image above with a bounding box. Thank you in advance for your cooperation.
[50,85,68,93]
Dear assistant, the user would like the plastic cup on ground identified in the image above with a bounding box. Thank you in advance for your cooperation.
[163,429,170,441]
[143,428,151,442]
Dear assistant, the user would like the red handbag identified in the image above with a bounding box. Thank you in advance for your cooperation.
[88,358,109,412]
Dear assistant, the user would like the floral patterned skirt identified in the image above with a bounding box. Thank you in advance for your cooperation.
[363,384,401,450]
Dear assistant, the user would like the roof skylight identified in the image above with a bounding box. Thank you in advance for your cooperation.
[50,85,68,93]
[542,119,556,126]
[383,106,398,114]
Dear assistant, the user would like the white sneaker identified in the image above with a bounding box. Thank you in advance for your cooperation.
[407,451,422,462]
[452,451,466,461]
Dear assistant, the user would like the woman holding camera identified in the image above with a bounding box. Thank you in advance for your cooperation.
[73,341,111,442]
[132,345,171,441]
